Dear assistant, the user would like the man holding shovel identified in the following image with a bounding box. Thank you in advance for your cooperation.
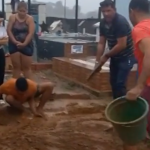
[92,0,134,99]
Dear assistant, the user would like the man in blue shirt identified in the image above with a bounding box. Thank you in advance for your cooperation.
[95,0,135,99]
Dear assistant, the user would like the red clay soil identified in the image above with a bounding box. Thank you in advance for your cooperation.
[0,99,149,150]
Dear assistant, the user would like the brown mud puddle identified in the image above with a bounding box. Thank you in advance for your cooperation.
[0,99,149,150]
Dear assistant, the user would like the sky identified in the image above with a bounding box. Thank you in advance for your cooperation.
[0,0,103,13]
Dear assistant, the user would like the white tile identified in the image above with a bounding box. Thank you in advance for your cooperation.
[72,59,109,71]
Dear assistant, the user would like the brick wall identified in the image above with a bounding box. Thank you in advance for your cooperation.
[5,56,52,72]
[52,57,136,93]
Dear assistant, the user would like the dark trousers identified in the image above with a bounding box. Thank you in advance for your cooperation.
[110,56,134,99]
[0,48,5,100]
[141,86,150,134]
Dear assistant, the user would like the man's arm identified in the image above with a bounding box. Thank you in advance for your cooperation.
[96,21,106,62]
[105,21,128,57]
[136,38,150,88]
[96,36,106,62]
[28,98,38,116]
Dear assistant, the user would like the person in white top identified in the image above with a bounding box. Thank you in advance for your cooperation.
[0,18,8,104]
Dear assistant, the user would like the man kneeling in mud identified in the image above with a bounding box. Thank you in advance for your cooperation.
[0,77,54,117]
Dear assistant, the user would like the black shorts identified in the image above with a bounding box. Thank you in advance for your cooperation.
[8,41,33,56]
[34,85,42,98]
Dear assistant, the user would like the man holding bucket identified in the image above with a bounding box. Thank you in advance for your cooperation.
[126,0,150,149]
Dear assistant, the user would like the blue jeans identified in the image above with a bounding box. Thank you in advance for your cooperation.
[110,56,135,99]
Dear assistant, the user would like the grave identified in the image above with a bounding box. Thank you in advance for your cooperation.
[52,57,137,93]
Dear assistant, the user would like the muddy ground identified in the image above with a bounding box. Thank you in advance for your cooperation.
[0,72,149,150]
[0,100,149,150]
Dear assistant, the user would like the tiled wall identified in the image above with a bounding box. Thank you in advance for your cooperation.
[52,57,136,93]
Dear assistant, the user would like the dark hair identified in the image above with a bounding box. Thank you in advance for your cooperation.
[129,0,149,13]
[100,0,115,9]
[15,77,28,92]
[17,1,28,10]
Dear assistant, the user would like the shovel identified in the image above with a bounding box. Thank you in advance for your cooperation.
[86,63,102,81]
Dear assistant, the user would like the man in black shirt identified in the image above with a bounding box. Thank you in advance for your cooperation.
[96,0,135,99]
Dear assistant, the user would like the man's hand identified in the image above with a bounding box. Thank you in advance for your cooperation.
[94,55,109,73]
[28,98,40,117]
[94,61,99,69]
[126,85,143,101]
[94,55,109,70]
[99,55,109,67]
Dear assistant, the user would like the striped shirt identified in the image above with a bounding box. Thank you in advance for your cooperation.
[99,13,133,59]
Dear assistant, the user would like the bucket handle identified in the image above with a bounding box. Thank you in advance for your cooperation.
[122,124,132,128]
[121,124,139,128]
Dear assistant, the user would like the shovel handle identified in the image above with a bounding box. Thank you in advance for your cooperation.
[86,63,102,81]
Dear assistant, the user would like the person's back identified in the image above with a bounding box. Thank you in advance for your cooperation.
[0,78,37,103]
[132,19,150,86]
